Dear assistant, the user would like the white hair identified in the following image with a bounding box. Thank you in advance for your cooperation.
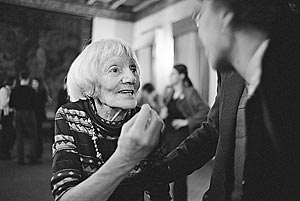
[66,38,140,102]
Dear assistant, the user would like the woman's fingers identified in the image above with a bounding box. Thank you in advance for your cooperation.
[131,104,152,131]
[117,104,163,162]
[144,109,163,144]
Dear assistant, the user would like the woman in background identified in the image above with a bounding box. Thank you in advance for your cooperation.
[161,64,209,201]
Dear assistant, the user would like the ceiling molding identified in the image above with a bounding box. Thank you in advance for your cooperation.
[87,0,113,6]
[0,0,134,21]
[134,0,183,21]
[0,0,184,22]
[133,0,159,12]
[109,0,127,9]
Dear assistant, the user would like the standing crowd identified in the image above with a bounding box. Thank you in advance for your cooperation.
[0,72,48,164]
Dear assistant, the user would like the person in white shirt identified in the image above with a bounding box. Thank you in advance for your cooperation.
[0,75,16,160]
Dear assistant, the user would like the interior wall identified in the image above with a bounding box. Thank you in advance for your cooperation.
[136,46,153,86]
[90,0,217,105]
[133,0,196,40]
[92,17,134,44]
[174,33,201,87]
[132,0,196,94]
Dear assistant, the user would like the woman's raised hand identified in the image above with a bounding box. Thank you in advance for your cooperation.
[117,104,163,164]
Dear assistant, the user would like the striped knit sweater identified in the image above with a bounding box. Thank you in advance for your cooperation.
[50,99,170,201]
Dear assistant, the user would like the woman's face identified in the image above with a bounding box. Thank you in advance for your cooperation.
[169,69,182,86]
[96,54,140,109]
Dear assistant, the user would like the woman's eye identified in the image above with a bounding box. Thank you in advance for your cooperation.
[130,65,138,74]
[109,66,121,74]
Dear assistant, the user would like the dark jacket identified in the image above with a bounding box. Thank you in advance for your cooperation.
[164,22,300,201]
[164,86,209,132]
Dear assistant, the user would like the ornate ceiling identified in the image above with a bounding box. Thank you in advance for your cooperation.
[0,0,183,21]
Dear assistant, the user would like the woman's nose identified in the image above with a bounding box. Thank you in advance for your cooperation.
[122,68,137,84]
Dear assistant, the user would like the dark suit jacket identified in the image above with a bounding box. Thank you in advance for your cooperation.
[165,19,300,201]
[166,71,245,201]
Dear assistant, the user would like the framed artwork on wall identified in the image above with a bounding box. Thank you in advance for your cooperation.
[0,2,92,114]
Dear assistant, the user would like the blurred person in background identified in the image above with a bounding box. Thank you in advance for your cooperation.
[0,75,16,160]
[138,83,163,113]
[9,71,39,165]
[51,39,170,201]
[161,64,209,201]
[31,78,48,159]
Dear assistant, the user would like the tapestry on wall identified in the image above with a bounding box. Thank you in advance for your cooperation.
[0,2,92,114]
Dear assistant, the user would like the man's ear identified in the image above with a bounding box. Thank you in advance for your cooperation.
[220,11,234,33]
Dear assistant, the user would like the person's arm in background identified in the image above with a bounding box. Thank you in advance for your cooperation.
[171,88,209,131]
[0,87,6,119]
[51,105,163,201]
[0,87,9,109]
[185,89,210,131]
[8,88,15,109]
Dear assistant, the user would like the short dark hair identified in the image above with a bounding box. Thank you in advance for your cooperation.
[142,83,155,93]
[211,0,299,35]
[20,71,30,80]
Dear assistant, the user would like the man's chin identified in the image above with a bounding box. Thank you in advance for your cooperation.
[210,59,234,73]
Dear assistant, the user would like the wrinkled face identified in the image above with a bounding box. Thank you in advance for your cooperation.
[194,0,232,71]
[169,69,182,86]
[96,54,140,109]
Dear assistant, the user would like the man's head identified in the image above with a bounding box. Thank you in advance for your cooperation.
[193,0,284,71]
[19,71,30,86]
[142,83,155,95]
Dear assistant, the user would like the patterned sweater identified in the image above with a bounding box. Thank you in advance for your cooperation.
[51,99,170,201]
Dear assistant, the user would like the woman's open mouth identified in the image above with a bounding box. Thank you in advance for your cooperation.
[118,90,135,95]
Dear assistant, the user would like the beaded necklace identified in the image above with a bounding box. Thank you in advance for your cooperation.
[87,98,130,164]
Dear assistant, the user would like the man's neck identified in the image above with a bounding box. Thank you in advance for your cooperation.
[230,30,267,82]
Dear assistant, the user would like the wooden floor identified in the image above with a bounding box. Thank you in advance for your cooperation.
[0,134,213,201]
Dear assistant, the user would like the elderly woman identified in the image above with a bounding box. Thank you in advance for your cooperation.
[51,39,170,201]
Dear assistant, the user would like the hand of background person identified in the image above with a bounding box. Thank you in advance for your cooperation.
[172,119,188,130]
[116,104,164,164]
